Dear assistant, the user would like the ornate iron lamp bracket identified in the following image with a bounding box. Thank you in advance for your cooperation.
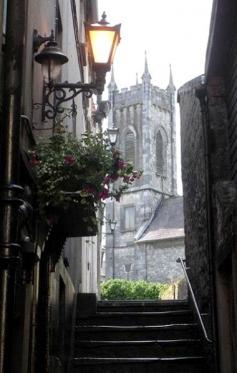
[43,81,97,120]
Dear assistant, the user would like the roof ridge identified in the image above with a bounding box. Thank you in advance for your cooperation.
[135,197,164,241]
[136,196,185,243]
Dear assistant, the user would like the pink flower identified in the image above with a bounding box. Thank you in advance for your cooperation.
[30,158,40,166]
[116,159,125,169]
[29,153,40,167]
[98,187,109,200]
[64,154,76,166]
[103,175,111,184]
[110,173,119,181]
[82,185,95,194]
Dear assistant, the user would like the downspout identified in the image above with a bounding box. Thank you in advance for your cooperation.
[36,252,51,373]
[196,81,219,371]
[0,0,26,372]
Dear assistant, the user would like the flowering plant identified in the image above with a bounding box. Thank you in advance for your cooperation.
[29,131,142,222]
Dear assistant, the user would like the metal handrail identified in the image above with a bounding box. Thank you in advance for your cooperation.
[177,257,212,343]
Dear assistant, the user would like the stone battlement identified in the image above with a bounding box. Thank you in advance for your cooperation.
[113,83,172,111]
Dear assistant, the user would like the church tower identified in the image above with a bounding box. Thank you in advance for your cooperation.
[105,55,179,280]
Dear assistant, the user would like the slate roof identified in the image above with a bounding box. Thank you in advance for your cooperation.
[137,196,184,243]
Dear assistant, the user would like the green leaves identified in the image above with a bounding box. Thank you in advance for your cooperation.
[100,279,169,300]
[29,131,142,220]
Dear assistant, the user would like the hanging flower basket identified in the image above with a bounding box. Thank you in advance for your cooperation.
[55,198,97,237]
[29,131,142,236]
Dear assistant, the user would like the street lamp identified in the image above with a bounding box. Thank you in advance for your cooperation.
[109,219,117,278]
[34,37,68,82]
[34,12,121,119]
[108,127,119,146]
[109,219,117,232]
[86,12,121,91]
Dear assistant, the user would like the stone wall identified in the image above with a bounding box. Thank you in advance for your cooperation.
[179,74,235,299]
[106,187,163,280]
[178,76,211,310]
[178,1,237,370]
[106,239,184,284]
[178,73,237,371]
[49,258,75,372]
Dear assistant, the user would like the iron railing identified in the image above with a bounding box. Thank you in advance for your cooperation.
[177,257,212,343]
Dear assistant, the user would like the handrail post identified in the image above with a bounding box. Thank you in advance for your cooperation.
[177,257,212,343]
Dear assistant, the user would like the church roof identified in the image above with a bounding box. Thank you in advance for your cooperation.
[137,196,184,243]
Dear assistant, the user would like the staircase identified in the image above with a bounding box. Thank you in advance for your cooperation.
[70,298,212,373]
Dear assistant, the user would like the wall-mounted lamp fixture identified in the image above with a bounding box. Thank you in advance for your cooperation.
[109,219,117,232]
[33,29,55,53]
[108,127,119,146]
[34,12,121,120]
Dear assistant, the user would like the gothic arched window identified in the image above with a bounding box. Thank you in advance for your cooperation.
[156,130,167,175]
[125,130,135,165]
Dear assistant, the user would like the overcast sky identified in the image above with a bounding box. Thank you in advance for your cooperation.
[98,0,213,193]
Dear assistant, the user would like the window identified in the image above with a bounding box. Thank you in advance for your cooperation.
[156,130,167,175]
[123,206,135,231]
[125,130,135,165]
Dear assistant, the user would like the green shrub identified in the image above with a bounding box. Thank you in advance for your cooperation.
[100,279,169,300]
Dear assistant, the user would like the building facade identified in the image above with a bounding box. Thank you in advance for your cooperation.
[178,0,237,371]
[105,57,185,284]
[0,1,107,372]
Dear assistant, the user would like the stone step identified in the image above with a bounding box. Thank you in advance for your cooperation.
[76,309,194,326]
[74,323,200,341]
[70,356,207,373]
[70,299,211,373]
[97,300,189,313]
[74,338,203,358]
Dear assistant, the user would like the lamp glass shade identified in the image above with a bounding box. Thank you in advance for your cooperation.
[35,41,68,82]
[109,220,117,231]
[86,18,121,69]
[89,29,117,64]
[41,59,62,82]
[108,127,118,146]
[110,33,120,64]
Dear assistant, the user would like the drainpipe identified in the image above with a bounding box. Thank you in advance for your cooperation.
[36,252,51,373]
[0,1,26,372]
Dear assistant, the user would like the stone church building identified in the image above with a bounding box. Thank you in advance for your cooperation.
[105,55,185,284]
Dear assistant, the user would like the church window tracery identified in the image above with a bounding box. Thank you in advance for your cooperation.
[156,130,167,176]
[125,130,136,165]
